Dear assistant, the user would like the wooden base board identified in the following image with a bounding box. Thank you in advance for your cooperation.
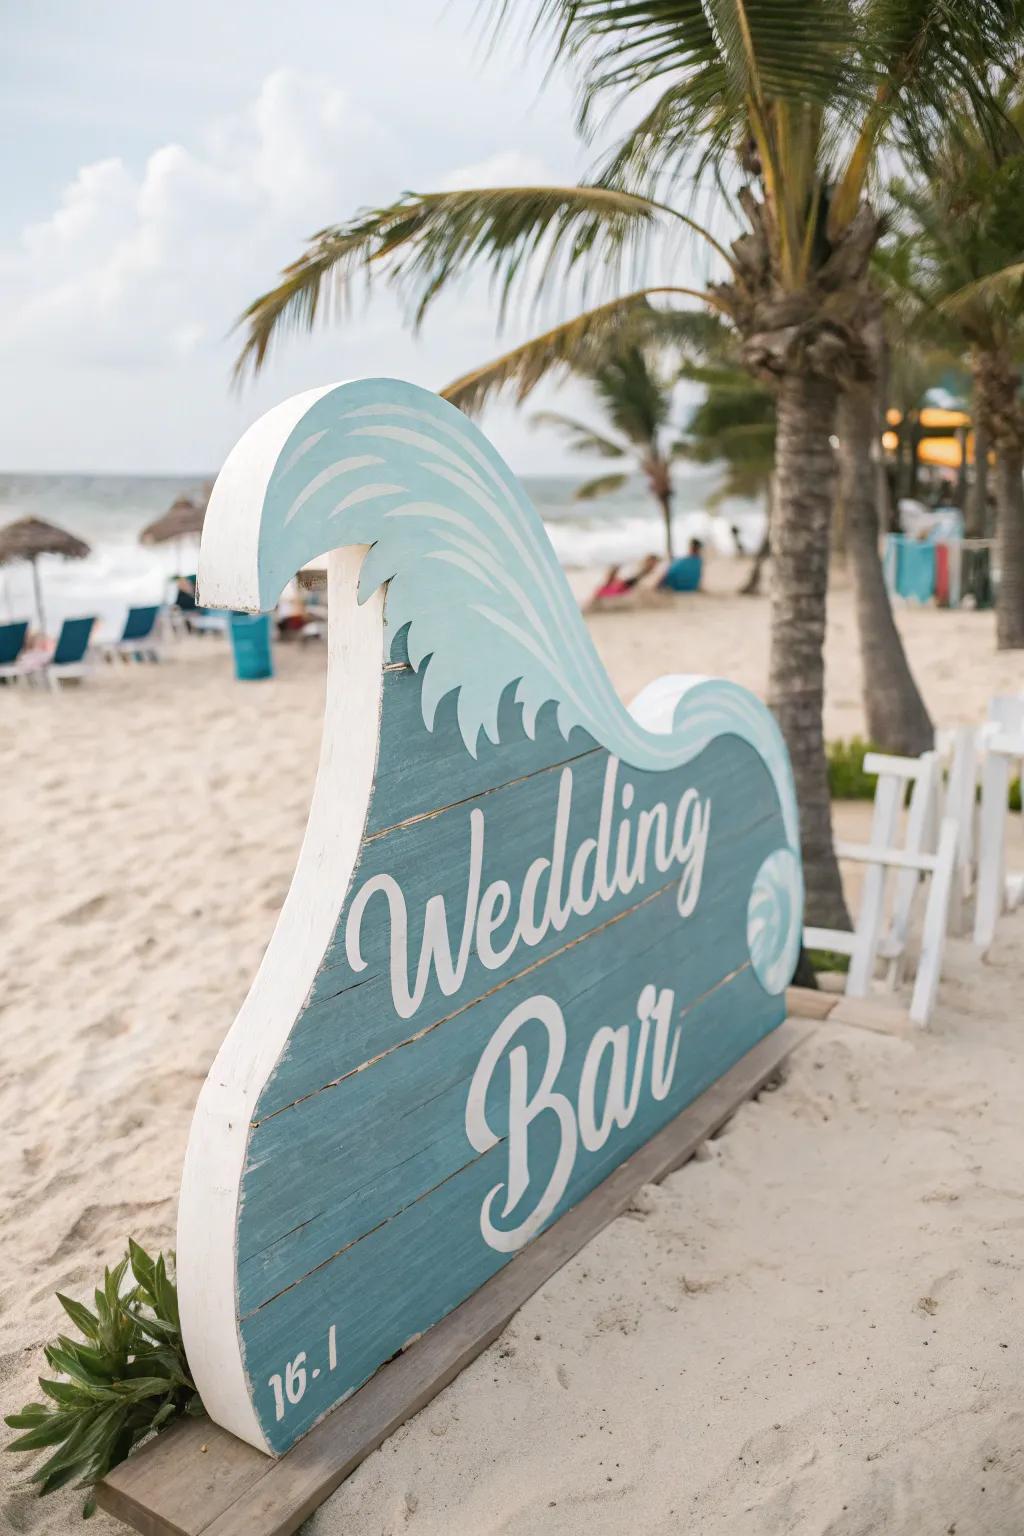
[786,985,840,1020]
[786,985,914,1035]
[829,996,914,1036]
[98,1018,812,1536]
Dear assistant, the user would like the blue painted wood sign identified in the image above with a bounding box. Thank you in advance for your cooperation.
[177,377,803,1456]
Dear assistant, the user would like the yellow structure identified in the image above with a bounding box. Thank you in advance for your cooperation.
[884,407,975,470]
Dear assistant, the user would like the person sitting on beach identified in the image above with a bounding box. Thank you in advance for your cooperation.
[173,574,198,612]
[276,579,311,638]
[589,554,661,607]
[659,538,704,593]
[592,564,631,601]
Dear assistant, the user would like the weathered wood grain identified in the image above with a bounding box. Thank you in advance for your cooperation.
[100,1018,812,1536]
[785,985,839,1020]
[829,996,914,1034]
[228,660,788,1449]
[177,377,805,1455]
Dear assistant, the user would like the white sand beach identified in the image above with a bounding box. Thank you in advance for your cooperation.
[2,566,1023,1534]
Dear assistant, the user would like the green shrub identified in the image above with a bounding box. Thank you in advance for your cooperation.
[806,948,851,974]
[4,1242,202,1518]
[827,737,1022,811]
[826,737,880,800]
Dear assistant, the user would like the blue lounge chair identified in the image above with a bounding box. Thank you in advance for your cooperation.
[42,616,96,689]
[0,620,30,683]
[101,604,163,662]
[170,576,225,636]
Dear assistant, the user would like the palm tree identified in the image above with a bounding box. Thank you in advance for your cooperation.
[835,295,935,754]
[235,3,1019,929]
[888,102,1024,648]
[533,342,685,558]
[544,311,776,567]
[869,261,967,519]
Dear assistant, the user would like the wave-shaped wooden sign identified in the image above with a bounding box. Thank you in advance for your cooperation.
[177,377,803,1455]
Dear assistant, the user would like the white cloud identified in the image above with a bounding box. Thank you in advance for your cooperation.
[438,150,557,192]
[0,66,602,474]
[2,70,399,372]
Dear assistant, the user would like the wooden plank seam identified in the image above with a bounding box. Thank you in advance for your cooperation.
[98,1020,812,1536]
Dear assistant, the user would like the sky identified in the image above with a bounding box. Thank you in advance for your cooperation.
[0,1,719,477]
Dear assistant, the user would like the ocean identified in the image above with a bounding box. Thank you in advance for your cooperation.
[0,469,765,637]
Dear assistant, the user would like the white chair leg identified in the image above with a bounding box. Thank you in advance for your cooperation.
[944,729,977,933]
[974,750,1010,951]
[910,818,958,1026]
[988,695,1024,733]
[847,774,902,997]
[886,753,939,982]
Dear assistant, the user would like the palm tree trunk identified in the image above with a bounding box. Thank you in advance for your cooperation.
[769,371,850,930]
[954,427,968,510]
[966,412,990,538]
[976,350,1024,650]
[740,535,770,595]
[657,490,674,560]
[839,386,934,755]
[994,440,1024,649]
[740,478,772,595]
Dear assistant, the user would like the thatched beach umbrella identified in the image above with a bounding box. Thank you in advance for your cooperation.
[0,516,90,633]
[140,494,206,550]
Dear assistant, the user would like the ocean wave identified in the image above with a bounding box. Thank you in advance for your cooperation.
[201,377,800,996]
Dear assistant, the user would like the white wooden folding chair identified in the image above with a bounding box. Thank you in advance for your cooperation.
[988,694,1024,733]
[866,752,944,982]
[933,726,979,935]
[974,704,1024,952]
[805,750,959,1026]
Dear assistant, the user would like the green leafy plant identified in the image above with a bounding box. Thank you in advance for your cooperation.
[826,738,882,801]
[4,1241,202,1518]
[827,736,1023,810]
[807,948,852,975]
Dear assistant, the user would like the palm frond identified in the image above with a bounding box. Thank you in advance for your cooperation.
[594,79,737,198]
[558,8,861,286]
[706,462,773,506]
[701,418,777,459]
[676,344,776,493]
[941,260,1024,314]
[531,412,626,457]
[678,360,762,389]
[636,305,736,355]
[574,472,630,501]
[883,105,1024,357]
[441,286,724,414]
[831,0,1024,236]
[589,343,672,443]
[523,0,862,137]
[235,184,728,380]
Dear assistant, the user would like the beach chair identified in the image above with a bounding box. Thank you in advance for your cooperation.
[935,726,980,932]
[172,578,226,635]
[39,616,97,689]
[974,696,1024,951]
[101,604,163,663]
[862,752,942,985]
[0,620,31,683]
[806,751,959,1025]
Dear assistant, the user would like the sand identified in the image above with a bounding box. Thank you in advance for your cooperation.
[1,564,1022,1534]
